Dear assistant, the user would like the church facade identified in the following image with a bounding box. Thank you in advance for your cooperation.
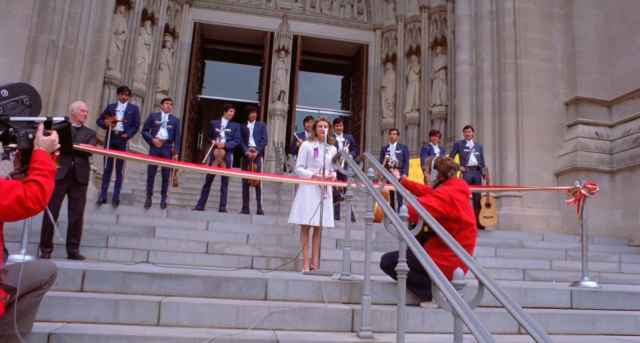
[1,0,640,244]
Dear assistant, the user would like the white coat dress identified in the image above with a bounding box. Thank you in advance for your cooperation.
[288,140,337,228]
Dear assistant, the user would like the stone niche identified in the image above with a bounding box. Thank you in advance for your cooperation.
[101,0,190,152]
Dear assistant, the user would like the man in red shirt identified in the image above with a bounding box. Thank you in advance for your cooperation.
[380,157,478,303]
[1,124,59,340]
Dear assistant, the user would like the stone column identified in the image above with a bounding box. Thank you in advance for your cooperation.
[419,1,431,147]
[395,8,407,144]
[265,16,294,172]
[18,0,113,126]
[454,0,474,142]
[477,0,497,173]
[495,0,522,206]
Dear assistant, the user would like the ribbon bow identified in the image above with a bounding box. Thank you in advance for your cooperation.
[565,180,599,217]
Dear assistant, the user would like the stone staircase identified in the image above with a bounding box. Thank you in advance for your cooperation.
[3,164,640,342]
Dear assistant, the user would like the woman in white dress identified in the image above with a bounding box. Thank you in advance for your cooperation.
[288,118,338,272]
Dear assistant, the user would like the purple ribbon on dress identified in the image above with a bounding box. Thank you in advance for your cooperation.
[313,146,319,160]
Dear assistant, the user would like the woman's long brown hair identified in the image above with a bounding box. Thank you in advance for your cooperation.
[309,117,335,145]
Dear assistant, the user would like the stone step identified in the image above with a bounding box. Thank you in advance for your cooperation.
[36,291,640,334]
[31,323,640,343]
[48,261,640,311]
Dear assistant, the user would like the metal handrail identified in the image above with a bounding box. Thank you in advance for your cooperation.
[341,153,495,343]
[361,152,553,343]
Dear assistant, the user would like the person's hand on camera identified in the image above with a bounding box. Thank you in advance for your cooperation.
[33,124,60,154]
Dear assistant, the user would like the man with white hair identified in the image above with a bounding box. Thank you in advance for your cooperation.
[39,101,96,260]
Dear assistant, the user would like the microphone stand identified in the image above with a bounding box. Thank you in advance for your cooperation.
[316,132,327,272]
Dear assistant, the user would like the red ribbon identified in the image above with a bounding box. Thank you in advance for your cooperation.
[565,181,599,216]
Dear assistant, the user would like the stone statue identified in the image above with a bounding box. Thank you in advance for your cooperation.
[307,0,320,13]
[272,49,289,105]
[381,61,396,120]
[320,0,332,15]
[355,0,367,21]
[431,45,448,111]
[385,0,396,24]
[133,15,154,87]
[344,0,354,18]
[107,4,129,75]
[156,34,176,95]
[408,0,419,15]
[404,54,421,114]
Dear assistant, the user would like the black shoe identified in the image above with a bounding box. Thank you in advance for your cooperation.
[256,209,264,216]
[334,215,341,221]
[144,197,152,210]
[240,209,250,215]
[192,206,204,211]
[67,252,86,261]
[96,198,107,206]
[112,199,120,208]
[39,251,52,259]
[160,199,167,210]
[351,212,357,223]
[219,208,227,213]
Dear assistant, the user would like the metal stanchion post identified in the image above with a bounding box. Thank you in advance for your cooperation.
[396,205,410,343]
[8,218,35,263]
[357,168,376,339]
[570,184,599,288]
[339,175,354,280]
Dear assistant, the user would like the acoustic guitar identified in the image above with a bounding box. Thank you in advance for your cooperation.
[478,169,498,229]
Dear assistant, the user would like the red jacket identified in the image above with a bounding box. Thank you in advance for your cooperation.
[401,177,477,280]
[0,149,56,317]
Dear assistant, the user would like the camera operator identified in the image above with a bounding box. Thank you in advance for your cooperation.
[0,124,59,341]
[39,101,96,260]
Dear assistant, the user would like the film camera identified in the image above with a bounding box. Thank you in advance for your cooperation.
[0,82,72,175]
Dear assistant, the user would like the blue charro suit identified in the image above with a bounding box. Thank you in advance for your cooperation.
[333,133,358,221]
[240,121,268,214]
[194,119,242,211]
[97,102,141,203]
[419,143,446,166]
[379,142,410,211]
[142,112,181,201]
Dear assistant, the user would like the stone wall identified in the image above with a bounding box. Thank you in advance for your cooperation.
[0,0,113,122]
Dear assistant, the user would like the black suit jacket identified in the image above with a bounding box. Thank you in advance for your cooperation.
[56,125,97,184]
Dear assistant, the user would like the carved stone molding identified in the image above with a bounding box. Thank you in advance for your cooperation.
[193,0,370,28]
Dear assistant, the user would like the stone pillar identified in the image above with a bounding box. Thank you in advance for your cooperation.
[428,1,450,145]
[419,1,431,147]
[476,0,497,174]
[395,7,407,143]
[403,19,422,155]
[495,0,522,206]
[265,16,294,172]
[454,0,474,142]
[16,0,113,125]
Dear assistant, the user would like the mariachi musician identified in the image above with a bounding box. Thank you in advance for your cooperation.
[240,106,268,215]
[332,117,357,222]
[141,97,181,210]
[193,104,242,213]
[96,85,141,208]
[379,128,410,211]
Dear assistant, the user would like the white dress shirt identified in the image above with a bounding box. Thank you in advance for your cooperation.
[431,143,441,156]
[335,133,345,151]
[219,117,229,143]
[156,112,169,140]
[466,139,479,166]
[115,101,127,132]
[389,142,398,162]
[247,121,256,147]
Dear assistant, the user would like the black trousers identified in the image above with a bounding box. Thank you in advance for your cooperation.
[146,148,172,200]
[39,171,88,255]
[463,169,484,229]
[380,249,433,302]
[241,156,263,212]
[0,260,57,341]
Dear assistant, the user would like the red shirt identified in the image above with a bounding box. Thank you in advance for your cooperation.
[401,177,478,280]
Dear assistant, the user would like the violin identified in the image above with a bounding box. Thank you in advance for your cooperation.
[247,147,260,188]
[212,142,226,168]
[373,155,395,223]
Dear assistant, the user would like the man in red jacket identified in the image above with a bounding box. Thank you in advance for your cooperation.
[380,157,478,304]
[1,124,59,341]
